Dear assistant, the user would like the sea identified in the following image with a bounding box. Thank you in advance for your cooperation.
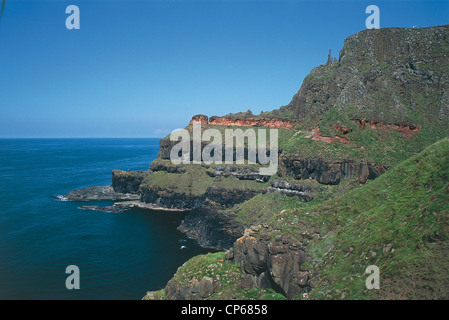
[0,138,210,299]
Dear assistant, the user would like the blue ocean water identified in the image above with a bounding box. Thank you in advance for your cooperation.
[0,138,209,299]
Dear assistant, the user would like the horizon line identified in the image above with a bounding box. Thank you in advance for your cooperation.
[0,136,166,139]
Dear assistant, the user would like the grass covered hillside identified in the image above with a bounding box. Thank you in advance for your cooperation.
[142,25,449,300]
[145,138,448,300]
[260,138,449,299]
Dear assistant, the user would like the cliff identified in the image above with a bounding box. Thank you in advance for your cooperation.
[274,25,449,125]
[61,25,449,300]
[141,25,449,301]
[189,114,298,129]
[145,138,449,300]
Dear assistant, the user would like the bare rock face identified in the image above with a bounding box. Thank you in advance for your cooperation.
[188,114,297,129]
[278,156,388,185]
[178,209,244,250]
[189,114,209,125]
[231,234,312,299]
[64,170,149,201]
[198,276,214,298]
[268,179,321,201]
[164,276,216,300]
[112,170,149,194]
[279,25,449,126]
[63,185,140,201]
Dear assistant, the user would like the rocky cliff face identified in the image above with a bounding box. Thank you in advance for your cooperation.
[189,114,297,129]
[140,26,449,300]
[178,209,244,250]
[230,231,314,299]
[139,180,262,211]
[276,25,449,126]
[278,156,388,185]
[112,170,149,194]
[138,162,269,250]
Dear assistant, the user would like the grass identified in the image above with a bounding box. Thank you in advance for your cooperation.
[142,162,268,203]
[143,164,214,197]
[315,108,356,137]
[153,138,448,300]
[255,138,449,299]
[305,64,338,82]
[149,252,285,300]
[276,112,449,169]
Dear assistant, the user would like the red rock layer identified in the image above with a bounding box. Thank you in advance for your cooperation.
[352,118,419,140]
[189,114,297,129]
[305,127,350,143]
[189,114,209,125]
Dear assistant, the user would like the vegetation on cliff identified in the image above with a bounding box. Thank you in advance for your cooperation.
[143,252,285,300]
[145,138,449,300]
[141,25,449,300]
[275,138,449,299]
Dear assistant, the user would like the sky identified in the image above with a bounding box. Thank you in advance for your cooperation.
[0,0,448,138]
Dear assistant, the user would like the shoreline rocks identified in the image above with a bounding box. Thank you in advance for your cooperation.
[63,185,140,201]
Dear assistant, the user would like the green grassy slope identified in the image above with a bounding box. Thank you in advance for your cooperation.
[260,138,449,299]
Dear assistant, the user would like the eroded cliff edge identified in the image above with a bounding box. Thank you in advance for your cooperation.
[142,25,449,300]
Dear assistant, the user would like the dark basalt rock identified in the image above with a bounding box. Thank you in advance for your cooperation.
[278,156,388,185]
[178,209,243,250]
[78,205,127,213]
[63,185,140,201]
[268,179,322,201]
[205,165,270,182]
[232,233,313,299]
[112,170,150,193]
[280,25,449,124]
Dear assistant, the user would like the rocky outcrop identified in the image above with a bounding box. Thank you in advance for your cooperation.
[139,181,262,211]
[112,170,149,194]
[267,179,322,201]
[157,137,280,166]
[63,170,149,201]
[205,164,270,182]
[139,184,206,209]
[278,156,388,185]
[78,205,127,213]
[149,160,186,174]
[189,114,209,125]
[178,208,244,250]
[352,118,420,139]
[230,228,315,299]
[305,127,350,143]
[164,276,215,300]
[63,185,140,201]
[189,114,297,129]
[277,25,449,126]
[140,25,449,301]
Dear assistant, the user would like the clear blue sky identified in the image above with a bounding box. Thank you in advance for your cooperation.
[1,0,448,138]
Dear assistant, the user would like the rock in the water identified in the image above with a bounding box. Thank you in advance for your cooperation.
[63,185,140,201]
[78,205,126,213]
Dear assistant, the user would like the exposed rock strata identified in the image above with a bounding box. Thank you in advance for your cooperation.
[164,275,216,300]
[305,127,350,143]
[63,185,140,201]
[178,209,243,250]
[157,137,279,164]
[139,181,262,210]
[189,114,297,129]
[277,25,449,126]
[230,228,316,299]
[205,164,270,182]
[268,179,322,202]
[278,156,388,185]
[352,118,420,139]
[111,170,149,194]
